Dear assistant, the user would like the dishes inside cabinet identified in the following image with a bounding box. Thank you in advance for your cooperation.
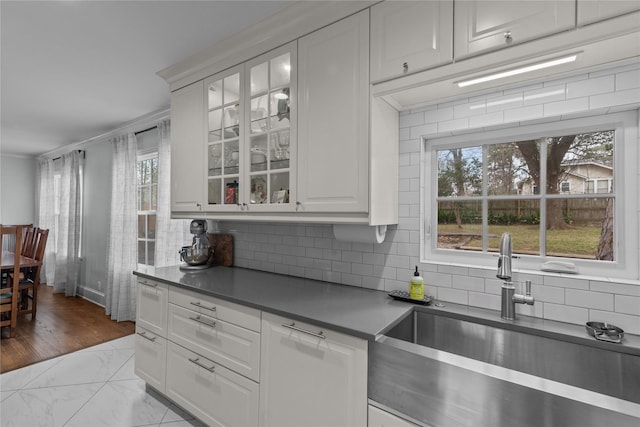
[251,177,267,204]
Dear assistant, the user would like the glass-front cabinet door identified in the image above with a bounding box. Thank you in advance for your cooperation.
[202,42,296,213]
[204,66,243,210]
[245,42,296,212]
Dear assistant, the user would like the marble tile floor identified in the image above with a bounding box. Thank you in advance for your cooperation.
[0,335,206,427]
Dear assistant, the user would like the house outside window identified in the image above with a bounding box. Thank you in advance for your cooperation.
[422,112,637,280]
[137,154,157,267]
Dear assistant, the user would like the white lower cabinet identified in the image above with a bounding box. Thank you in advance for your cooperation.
[134,326,167,393]
[165,341,259,427]
[167,302,261,382]
[259,312,368,427]
[368,405,418,427]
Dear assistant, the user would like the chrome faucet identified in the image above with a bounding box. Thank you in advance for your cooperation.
[496,233,534,320]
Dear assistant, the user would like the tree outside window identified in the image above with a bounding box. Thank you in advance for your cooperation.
[434,130,615,261]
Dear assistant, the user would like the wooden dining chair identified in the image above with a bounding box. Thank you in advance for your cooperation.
[16,228,48,319]
[0,225,23,338]
[21,226,37,259]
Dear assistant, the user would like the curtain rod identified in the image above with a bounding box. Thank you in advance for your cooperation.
[135,125,158,135]
[52,150,85,162]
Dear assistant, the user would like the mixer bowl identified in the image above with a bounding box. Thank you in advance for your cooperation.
[179,246,211,266]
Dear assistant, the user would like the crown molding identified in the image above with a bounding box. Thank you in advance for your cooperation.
[157,1,377,91]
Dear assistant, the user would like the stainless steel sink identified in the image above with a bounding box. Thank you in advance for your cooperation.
[369,308,640,427]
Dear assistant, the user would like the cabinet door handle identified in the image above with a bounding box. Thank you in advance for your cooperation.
[137,331,157,342]
[189,315,217,328]
[282,322,325,339]
[190,301,217,313]
[504,31,513,44]
[188,357,216,372]
[403,62,408,73]
[139,280,157,288]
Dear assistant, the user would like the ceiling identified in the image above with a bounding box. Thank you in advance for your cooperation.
[0,0,292,158]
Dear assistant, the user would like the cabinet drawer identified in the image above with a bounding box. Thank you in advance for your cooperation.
[137,278,168,337]
[169,286,260,332]
[166,341,259,427]
[168,303,260,381]
[134,326,167,393]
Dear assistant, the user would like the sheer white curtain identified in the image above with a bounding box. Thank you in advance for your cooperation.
[105,133,138,321]
[52,151,84,296]
[154,119,190,267]
[37,157,56,286]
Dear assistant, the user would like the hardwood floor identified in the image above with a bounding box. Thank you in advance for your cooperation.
[0,284,135,373]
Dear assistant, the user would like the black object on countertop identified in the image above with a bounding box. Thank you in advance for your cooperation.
[388,290,432,305]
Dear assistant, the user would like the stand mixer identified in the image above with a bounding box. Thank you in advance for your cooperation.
[179,220,213,270]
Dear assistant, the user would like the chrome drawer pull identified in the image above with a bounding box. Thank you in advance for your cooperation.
[137,331,157,342]
[190,301,217,312]
[282,322,325,339]
[139,280,157,288]
[189,315,217,328]
[188,357,215,373]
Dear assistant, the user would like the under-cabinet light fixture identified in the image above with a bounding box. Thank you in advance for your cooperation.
[456,54,579,88]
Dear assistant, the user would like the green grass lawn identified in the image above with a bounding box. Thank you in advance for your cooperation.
[438,223,603,258]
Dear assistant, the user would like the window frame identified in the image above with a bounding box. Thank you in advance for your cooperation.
[421,111,638,280]
[137,152,158,269]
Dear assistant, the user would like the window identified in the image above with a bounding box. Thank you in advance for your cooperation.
[137,154,157,267]
[422,112,638,280]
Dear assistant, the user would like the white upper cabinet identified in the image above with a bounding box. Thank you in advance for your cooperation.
[244,45,297,212]
[370,0,453,83]
[297,10,370,213]
[203,43,297,213]
[578,0,640,26]
[454,0,576,59]
[171,81,205,212]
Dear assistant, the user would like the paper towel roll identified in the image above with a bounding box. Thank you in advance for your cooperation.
[332,224,387,244]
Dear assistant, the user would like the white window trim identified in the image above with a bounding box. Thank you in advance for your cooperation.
[421,111,639,281]
[137,152,158,270]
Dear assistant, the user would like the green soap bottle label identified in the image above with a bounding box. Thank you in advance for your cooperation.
[410,279,424,300]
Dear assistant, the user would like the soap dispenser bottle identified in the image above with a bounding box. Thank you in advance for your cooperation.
[410,266,424,300]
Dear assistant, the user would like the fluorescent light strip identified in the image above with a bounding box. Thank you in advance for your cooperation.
[456,54,578,88]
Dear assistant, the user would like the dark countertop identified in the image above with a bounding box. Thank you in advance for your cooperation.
[134,265,414,340]
[134,265,640,354]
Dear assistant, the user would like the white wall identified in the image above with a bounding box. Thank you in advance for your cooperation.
[0,155,37,225]
[221,61,640,334]
[79,142,112,305]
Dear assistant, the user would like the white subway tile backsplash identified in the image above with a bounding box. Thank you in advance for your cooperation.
[531,284,565,304]
[226,63,640,331]
[454,101,486,118]
[451,275,484,292]
[426,106,453,123]
[400,112,425,128]
[566,76,614,99]
[589,310,640,335]
[469,292,501,311]
[469,111,504,129]
[565,289,614,311]
[543,276,589,290]
[485,93,523,112]
[410,123,438,139]
[616,69,640,91]
[544,303,588,324]
[614,295,640,315]
[590,88,640,110]
[590,280,640,297]
[438,288,469,305]
[438,117,469,133]
[523,85,566,106]
[543,97,589,117]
